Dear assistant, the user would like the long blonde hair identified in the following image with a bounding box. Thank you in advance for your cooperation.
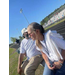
[36,40,43,50]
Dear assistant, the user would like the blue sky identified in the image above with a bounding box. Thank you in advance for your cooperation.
[9,0,65,44]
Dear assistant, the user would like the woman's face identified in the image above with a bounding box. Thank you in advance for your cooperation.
[27,28,37,40]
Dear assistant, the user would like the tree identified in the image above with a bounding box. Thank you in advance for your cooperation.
[10,36,23,43]
[19,36,23,41]
[11,37,17,43]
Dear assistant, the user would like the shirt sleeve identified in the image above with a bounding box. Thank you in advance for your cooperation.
[20,41,26,53]
[51,36,65,50]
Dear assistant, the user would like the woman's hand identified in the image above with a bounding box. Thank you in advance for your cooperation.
[54,62,62,69]
[46,62,55,70]
[41,52,55,70]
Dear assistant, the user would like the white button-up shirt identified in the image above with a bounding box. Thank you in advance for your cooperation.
[20,38,41,60]
[36,30,65,62]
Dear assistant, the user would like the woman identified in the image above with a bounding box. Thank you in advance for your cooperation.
[27,22,65,75]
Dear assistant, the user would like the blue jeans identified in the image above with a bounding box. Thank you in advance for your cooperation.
[43,60,65,75]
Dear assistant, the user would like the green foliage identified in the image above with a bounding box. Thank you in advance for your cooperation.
[11,37,17,43]
[19,36,23,41]
[10,36,23,43]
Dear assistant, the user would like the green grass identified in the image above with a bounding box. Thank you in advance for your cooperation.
[9,48,44,75]
[9,48,19,75]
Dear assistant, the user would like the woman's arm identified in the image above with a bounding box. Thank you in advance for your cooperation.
[41,51,55,70]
